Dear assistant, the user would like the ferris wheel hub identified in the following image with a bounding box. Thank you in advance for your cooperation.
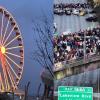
[1,46,6,54]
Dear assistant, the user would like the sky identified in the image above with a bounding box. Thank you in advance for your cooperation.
[0,0,53,95]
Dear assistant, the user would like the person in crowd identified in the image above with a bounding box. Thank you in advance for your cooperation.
[54,27,100,63]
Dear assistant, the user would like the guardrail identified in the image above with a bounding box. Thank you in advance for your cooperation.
[53,54,100,72]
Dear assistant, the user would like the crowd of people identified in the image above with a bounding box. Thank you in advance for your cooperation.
[53,27,100,63]
[54,3,91,9]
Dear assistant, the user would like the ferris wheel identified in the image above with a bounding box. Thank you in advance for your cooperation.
[0,6,24,92]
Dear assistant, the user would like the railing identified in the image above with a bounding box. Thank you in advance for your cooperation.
[53,53,100,72]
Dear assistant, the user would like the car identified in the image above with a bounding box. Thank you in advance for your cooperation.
[86,16,98,22]
[57,9,64,15]
[79,11,85,16]
[89,10,96,14]
[54,9,64,15]
[72,9,79,15]
[54,4,59,8]
[79,10,87,16]
[54,9,58,14]
[65,9,71,15]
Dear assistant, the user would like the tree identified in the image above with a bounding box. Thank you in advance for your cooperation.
[32,14,54,99]
[24,81,30,100]
[36,83,41,98]
[32,14,54,78]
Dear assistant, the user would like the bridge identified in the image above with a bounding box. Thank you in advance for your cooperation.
[54,0,100,99]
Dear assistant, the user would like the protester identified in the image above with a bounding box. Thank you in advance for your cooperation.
[54,27,100,63]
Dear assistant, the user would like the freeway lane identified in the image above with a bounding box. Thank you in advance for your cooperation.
[54,0,99,34]
[54,0,88,4]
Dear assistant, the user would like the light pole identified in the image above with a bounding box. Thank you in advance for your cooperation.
[12,88,14,100]
[97,68,99,100]
[84,30,86,62]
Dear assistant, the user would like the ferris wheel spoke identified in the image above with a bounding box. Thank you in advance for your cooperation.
[1,64,6,89]
[6,52,23,58]
[4,54,21,69]
[0,10,4,43]
[5,58,19,80]
[2,58,11,90]
[6,46,23,50]
[1,61,9,90]
[3,25,16,45]
[6,64,16,89]
[5,35,20,47]
[0,73,4,91]
[2,18,10,44]
[5,66,10,90]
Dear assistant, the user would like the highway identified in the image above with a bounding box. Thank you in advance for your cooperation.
[54,0,99,33]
